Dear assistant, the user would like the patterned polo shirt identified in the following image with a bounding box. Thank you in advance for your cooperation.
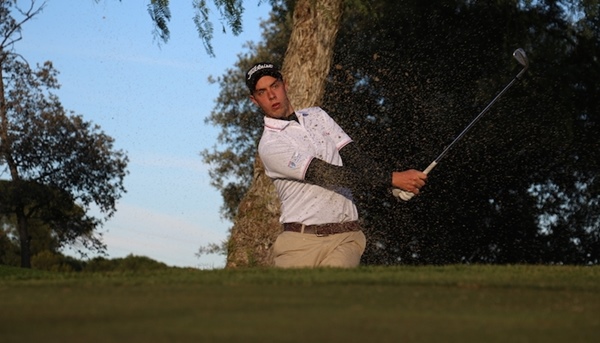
[259,107,358,225]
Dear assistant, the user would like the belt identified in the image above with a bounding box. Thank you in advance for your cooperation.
[283,221,361,236]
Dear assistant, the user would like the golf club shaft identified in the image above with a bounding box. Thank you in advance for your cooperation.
[393,57,528,201]
[434,72,524,163]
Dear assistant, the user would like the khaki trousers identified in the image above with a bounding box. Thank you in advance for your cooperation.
[271,230,366,268]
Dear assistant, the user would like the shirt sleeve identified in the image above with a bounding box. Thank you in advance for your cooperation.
[317,108,353,150]
[259,136,314,181]
[304,142,392,193]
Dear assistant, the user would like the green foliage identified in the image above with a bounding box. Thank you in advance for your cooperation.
[325,0,599,265]
[148,0,171,43]
[30,251,65,271]
[30,250,85,272]
[0,180,103,250]
[194,0,244,56]
[1,238,87,272]
[141,0,250,56]
[196,241,227,256]
[84,254,170,272]
[1,246,170,273]
[0,224,19,266]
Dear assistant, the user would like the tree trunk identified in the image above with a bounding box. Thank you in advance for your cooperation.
[16,206,32,268]
[282,0,344,108]
[225,0,344,267]
[225,155,280,267]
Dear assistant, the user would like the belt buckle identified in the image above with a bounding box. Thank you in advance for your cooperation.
[314,227,329,237]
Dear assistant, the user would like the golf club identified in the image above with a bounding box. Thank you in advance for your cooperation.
[393,48,529,201]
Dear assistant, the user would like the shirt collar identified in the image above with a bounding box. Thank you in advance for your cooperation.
[263,113,299,130]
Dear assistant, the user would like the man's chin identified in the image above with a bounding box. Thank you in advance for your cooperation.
[269,111,286,119]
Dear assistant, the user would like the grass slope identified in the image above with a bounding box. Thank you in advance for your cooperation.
[1,265,598,342]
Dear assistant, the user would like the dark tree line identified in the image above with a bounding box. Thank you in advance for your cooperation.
[325,0,599,264]
[204,0,599,264]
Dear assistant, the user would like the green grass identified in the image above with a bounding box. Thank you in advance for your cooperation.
[1,265,598,342]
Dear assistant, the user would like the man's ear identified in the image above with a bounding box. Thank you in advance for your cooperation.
[249,95,258,106]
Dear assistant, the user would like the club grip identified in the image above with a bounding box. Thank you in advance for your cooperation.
[392,161,437,201]
[392,188,416,201]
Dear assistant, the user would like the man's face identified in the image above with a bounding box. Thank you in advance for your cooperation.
[250,75,292,119]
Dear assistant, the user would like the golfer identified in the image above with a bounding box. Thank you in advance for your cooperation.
[246,62,427,268]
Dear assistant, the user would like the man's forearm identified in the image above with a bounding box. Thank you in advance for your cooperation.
[304,142,391,192]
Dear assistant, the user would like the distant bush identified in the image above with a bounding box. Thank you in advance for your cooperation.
[31,251,85,272]
[3,248,169,272]
[0,233,20,267]
[84,254,169,272]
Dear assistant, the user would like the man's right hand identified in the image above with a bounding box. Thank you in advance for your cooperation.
[391,169,427,195]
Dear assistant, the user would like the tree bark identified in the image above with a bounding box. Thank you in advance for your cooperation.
[226,155,280,267]
[226,0,344,267]
[16,206,32,268]
[282,0,344,108]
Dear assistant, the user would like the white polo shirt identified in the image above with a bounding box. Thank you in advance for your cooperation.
[258,106,358,225]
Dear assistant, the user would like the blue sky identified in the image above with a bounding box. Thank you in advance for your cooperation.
[15,1,271,268]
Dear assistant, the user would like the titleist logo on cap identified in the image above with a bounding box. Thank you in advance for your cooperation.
[247,63,275,80]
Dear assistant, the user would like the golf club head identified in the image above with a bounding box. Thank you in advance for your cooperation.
[513,48,529,68]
